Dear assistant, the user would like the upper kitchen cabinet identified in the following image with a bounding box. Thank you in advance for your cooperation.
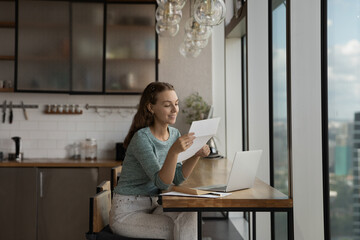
[0,0,16,92]
[17,0,70,92]
[71,3,104,93]
[105,3,157,94]
[14,1,157,94]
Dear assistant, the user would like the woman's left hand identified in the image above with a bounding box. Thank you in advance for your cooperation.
[195,145,211,157]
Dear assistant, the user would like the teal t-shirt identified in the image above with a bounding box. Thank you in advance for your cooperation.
[114,126,186,196]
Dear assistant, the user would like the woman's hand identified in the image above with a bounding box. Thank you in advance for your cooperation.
[169,133,196,154]
[195,144,211,157]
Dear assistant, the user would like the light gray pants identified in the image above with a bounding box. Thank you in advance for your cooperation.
[109,194,197,240]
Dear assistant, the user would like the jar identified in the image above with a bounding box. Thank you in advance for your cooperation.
[84,138,97,161]
[75,104,81,113]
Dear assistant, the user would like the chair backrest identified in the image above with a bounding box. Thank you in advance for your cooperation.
[89,190,111,233]
[97,180,111,193]
[111,165,122,191]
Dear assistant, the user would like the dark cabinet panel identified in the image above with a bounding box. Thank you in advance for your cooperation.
[37,168,98,240]
[0,168,37,240]
[0,1,16,91]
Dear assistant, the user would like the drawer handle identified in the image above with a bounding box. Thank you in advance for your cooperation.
[40,172,43,198]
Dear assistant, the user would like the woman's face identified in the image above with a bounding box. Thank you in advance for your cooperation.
[150,90,179,126]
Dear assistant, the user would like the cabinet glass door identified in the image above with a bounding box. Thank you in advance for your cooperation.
[71,3,103,93]
[106,4,156,93]
[17,0,70,92]
[0,1,15,90]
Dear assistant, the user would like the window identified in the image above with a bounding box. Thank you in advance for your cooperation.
[270,0,290,239]
[326,0,360,239]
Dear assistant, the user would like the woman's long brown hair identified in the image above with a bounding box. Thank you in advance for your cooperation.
[123,82,175,149]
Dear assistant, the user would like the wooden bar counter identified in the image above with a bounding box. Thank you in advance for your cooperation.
[161,157,294,240]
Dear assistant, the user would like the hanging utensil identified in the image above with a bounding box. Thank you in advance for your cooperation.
[9,101,13,124]
[21,101,28,120]
[2,100,6,123]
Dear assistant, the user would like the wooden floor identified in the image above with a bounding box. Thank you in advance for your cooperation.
[202,213,245,240]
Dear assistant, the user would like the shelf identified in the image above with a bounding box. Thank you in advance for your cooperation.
[0,88,14,92]
[107,24,154,31]
[18,56,68,61]
[44,110,83,115]
[0,21,15,28]
[106,58,155,62]
[0,56,15,61]
[106,89,143,93]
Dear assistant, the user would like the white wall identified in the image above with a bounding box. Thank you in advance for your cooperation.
[0,93,137,159]
[291,0,324,239]
[159,2,213,135]
[211,22,227,157]
[225,38,242,160]
[247,0,271,239]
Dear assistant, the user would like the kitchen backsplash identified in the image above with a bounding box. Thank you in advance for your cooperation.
[0,93,139,159]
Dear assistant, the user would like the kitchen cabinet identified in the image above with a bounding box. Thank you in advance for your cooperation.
[15,0,157,94]
[17,0,70,92]
[105,3,156,93]
[0,167,101,240]
[71,2,104,93]
[0,168,37,240]
[37,168,97,240]
[0,0,16,92]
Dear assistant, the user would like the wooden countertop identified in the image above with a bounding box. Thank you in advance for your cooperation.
[0,158,122,168]
[162,158,293,209]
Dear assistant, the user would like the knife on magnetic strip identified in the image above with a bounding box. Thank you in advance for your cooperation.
[2,100,6,123]
[21,101,28,120]
[9,101,13,124]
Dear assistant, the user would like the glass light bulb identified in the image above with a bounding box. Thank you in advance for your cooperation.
[193,0,226,26]
[157,0,187,10]
[179,42,202,58]
[184,17,212,40]
[184,35,208,49]
[156,22,179,37]
[156,3,182,26]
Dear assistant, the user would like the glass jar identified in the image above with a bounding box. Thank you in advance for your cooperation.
[84,138,97,160]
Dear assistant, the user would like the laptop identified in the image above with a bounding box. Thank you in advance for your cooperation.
[197,150,263,192]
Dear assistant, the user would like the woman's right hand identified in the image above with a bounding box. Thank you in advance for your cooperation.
[170,133,196,154]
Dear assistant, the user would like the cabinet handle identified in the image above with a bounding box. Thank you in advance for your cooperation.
[40,171,43,198]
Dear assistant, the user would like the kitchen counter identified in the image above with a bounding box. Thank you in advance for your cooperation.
[0,158,122,167]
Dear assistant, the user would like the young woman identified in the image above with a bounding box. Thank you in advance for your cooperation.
[109,82,210,240]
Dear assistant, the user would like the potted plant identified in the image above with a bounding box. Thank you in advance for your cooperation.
[182,92,211,125]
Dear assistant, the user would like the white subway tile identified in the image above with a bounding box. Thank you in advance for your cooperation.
[58,122,76,131]
[25,149,48,158]
[48,149,68,158]
[47,131,67,140]
[76,122,96,131]
[19,121,38,130]
[38,139,57,149]
[38,121,57,131]
[67,131,86,141]
[22,140,38,149]
[0,130,10,138]
[29,131,49,140]
[0,139,13,150]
